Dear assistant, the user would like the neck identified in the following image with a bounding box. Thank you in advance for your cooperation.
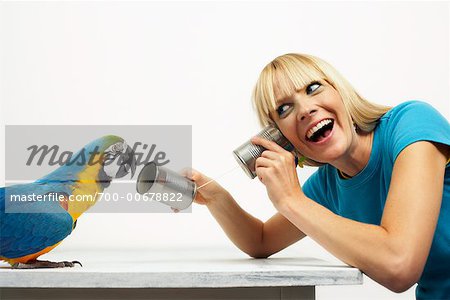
[66,163,106,220]
[332,130,374,177]
[67,181,105,220]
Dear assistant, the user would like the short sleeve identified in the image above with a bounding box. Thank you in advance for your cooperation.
[383,101,450,163]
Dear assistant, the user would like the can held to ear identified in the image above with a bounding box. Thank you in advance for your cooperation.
[233,124,295,179]
[136,162,196,210]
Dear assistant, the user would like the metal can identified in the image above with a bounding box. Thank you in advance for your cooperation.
[136,162,196,210]
[233,124,294,179]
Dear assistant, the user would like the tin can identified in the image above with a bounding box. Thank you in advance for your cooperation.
[233,124,295,179]
[136,162,196,210]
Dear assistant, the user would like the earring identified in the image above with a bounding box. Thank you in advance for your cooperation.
[295,155,307,168]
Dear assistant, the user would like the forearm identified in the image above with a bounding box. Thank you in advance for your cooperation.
[280,195,415,291]
[206,192,264,257]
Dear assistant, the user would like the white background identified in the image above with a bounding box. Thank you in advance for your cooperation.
[1,1,449,299]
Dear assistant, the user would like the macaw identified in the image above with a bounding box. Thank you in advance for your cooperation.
[0,135,136,268]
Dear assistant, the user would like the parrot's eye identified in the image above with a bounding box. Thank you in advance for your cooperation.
[111,143,123,153]
[102,140,135,179]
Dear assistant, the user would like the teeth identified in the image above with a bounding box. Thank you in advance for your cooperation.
[307,119,332,139]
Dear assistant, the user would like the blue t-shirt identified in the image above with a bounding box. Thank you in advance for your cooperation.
[302,100,450,299]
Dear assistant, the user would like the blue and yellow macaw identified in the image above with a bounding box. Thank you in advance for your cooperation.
[0,135,135,268]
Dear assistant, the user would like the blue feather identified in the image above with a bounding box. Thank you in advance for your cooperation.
[0,187,73,258]
[0,135,125,259]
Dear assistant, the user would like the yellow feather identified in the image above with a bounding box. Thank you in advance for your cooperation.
[68,154,105,221]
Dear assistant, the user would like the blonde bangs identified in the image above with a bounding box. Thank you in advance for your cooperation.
[253,54,325,126]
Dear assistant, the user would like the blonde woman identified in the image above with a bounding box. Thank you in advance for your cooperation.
[188,54,450,299]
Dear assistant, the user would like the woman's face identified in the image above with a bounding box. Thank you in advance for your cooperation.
[270,80,355,164]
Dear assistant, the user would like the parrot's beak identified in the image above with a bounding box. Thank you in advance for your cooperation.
[115,145,136,178]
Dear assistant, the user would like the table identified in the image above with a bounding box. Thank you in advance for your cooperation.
[0,246,362,299]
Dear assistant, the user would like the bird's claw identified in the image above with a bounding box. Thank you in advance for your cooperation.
[12,259,83,269]
[71,260,83,267]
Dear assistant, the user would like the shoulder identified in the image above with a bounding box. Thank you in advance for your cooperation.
[378,100,449,136]
[380,100,440,123]
[377,100,450,163]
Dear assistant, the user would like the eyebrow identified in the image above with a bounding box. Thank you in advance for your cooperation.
[275,96,287,106]
[276,80,324,104]
[275,87,303,105]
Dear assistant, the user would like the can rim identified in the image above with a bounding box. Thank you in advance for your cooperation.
[232,151,256,179]
[136,161,159,194]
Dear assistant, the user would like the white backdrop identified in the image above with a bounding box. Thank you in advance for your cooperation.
[1,1,449,299]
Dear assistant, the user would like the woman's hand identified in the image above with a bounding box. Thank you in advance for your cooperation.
[184,168,223,206]
[171,168,230,212]
[251,136,303,211]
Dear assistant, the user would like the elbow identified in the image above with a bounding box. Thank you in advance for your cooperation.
[382,255,421,293]
[244,245,274,259]
[250,254,270,259]
[385,276,416,294]
[247,250,272,259]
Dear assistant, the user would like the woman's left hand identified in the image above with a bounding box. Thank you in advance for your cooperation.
[251,136,304,211]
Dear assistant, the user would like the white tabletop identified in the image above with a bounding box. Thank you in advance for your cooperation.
[0,246,363,289]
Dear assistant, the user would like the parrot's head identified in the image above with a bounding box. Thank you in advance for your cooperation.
[60,135,137,188]
[91,135,137,184]
[32,135,137,219]
[38,135,136,189]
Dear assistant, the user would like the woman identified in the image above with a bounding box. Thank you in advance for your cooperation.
[188,54,450,299]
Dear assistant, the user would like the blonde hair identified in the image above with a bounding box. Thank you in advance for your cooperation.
[252,53,392,167]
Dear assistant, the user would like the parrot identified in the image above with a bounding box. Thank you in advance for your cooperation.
[0,135,136,269]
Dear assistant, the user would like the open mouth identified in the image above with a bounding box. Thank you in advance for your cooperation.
[306,119,334,143]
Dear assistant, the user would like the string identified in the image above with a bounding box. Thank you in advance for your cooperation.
[196,166,240,190]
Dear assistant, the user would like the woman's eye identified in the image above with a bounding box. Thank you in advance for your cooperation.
[276,104,291,117]
[306,82,321,95]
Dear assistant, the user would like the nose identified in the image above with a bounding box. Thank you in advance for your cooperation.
[297,103,317,121]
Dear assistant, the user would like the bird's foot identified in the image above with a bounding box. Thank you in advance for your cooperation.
[12,260,83,269]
